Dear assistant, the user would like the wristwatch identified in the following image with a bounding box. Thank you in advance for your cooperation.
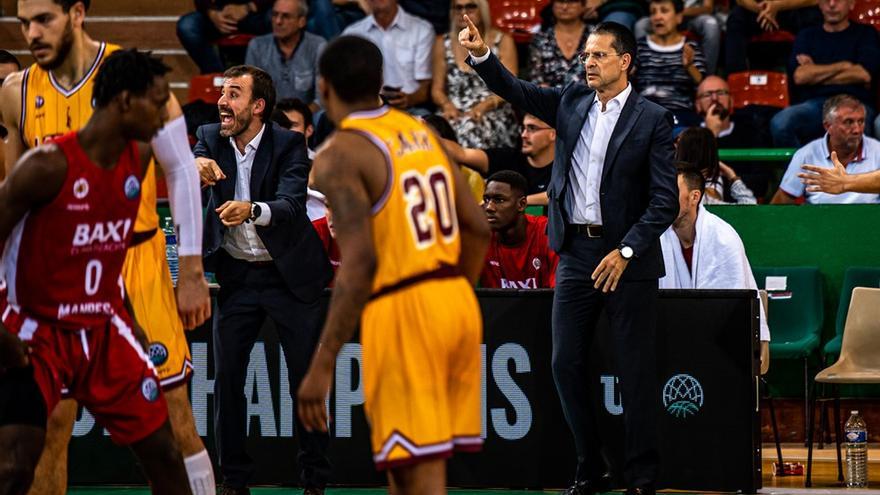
[618,244,634,260]
[248,202,261,223]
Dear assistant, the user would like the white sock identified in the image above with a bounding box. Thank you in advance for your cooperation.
[184,450,216,495]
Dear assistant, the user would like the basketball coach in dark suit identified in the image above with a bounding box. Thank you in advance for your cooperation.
[461,19,678,495]
[194,65,331,495]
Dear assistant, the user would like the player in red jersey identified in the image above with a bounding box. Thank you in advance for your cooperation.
[480,171,559,289]
[0,49,191,494]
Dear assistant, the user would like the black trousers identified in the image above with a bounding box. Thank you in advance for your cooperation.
[551,233,659,488]
[213,252,330,488]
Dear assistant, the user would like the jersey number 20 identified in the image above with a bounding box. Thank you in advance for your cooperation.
[401,166,458,249]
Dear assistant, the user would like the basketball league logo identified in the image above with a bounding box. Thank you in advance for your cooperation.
[662,374,704,419]
[124,175,140,200]
[141,377,159,402]
[73,178,89,199]
[148,342,169,366]
[35,96,45,109]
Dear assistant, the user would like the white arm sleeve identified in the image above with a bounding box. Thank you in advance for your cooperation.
[150,115,203,257]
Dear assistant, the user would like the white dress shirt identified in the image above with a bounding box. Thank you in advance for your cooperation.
[343,6,434,94]
[222,124,273,261]
[567,84,633,225]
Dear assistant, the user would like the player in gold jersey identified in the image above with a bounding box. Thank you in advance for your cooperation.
[0,1,213,494]
[298,36,490,494]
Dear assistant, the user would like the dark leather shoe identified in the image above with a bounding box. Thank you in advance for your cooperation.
[560,473,613,495]
[218,485,250,495]
[303,488,325,495]
[626,487,656,495]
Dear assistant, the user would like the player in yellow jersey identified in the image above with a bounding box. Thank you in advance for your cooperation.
[0,1,213,494]
[298,36,490,494]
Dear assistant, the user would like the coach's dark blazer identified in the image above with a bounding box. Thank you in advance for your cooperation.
[470,53,678,280]
[195,122,331,301]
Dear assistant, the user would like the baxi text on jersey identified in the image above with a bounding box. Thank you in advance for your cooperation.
[57,301,114,320]
[71,219,132,254]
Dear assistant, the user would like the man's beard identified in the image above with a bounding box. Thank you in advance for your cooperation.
[219,109,254,138]
[35,19,74,71]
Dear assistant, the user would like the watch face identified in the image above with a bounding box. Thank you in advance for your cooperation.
[621,246,634,259]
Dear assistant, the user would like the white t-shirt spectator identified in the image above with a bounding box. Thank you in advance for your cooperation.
[342,6,434,95]
[780,134,880,204]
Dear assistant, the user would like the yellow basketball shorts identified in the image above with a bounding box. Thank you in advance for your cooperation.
[121,230,191,389]
[361,276,483,470]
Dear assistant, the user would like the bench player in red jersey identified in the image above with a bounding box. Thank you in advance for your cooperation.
[480,171,558,289]
[0,49,191,494]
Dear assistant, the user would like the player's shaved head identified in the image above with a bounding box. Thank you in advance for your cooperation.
[318,36,383,104]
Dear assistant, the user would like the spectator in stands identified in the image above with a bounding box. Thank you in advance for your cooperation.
[276,97,315,145]
[0,50,19,83]
[306,0,369,40]
[0,50,19,173]
[343,0,434,111]
[245,0,325,107]
[659,163,770,370]
[773,94,880,203]
[480,171,559,289]
[177,0,272,74]
[440,113,555,205]
[274,98,327,220]
[529,0,591,88]
[432,0,519,147]
[725,0,821,74]
[634,0,720,74]
[769,0,879,147]
[635,0,707,129]
[695,75,774,198]
[676,127,758,204]
[312,203,340,284]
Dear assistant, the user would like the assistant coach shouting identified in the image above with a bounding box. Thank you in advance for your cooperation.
[195,65,332,494]
[460,18,678,495]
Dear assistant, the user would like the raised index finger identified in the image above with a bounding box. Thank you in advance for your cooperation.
[463,14,477,32]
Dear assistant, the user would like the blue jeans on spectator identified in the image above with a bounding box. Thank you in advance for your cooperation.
[771,96,876,147]
[604,11,639,31]
[306,0,367,40]
[177,9,272,74]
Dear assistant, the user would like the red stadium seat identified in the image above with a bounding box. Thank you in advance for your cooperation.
[851,0,880,29]
[728,71,789,109]
[489,0,551,43]
[216,33,256,47]
[188,73,225,104]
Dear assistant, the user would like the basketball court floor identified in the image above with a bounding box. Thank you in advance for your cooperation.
[63,446,880,494]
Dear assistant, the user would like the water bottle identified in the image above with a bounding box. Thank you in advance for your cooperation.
[845,410,868,488]
[163,217,179,285]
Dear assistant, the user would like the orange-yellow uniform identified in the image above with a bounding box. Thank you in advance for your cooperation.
[339,107,483,470]
[19,42,191,388]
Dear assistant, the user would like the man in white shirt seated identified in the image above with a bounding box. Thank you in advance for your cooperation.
[772,94,880,205]
[661,163,771,373]
[343,0,434,111]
